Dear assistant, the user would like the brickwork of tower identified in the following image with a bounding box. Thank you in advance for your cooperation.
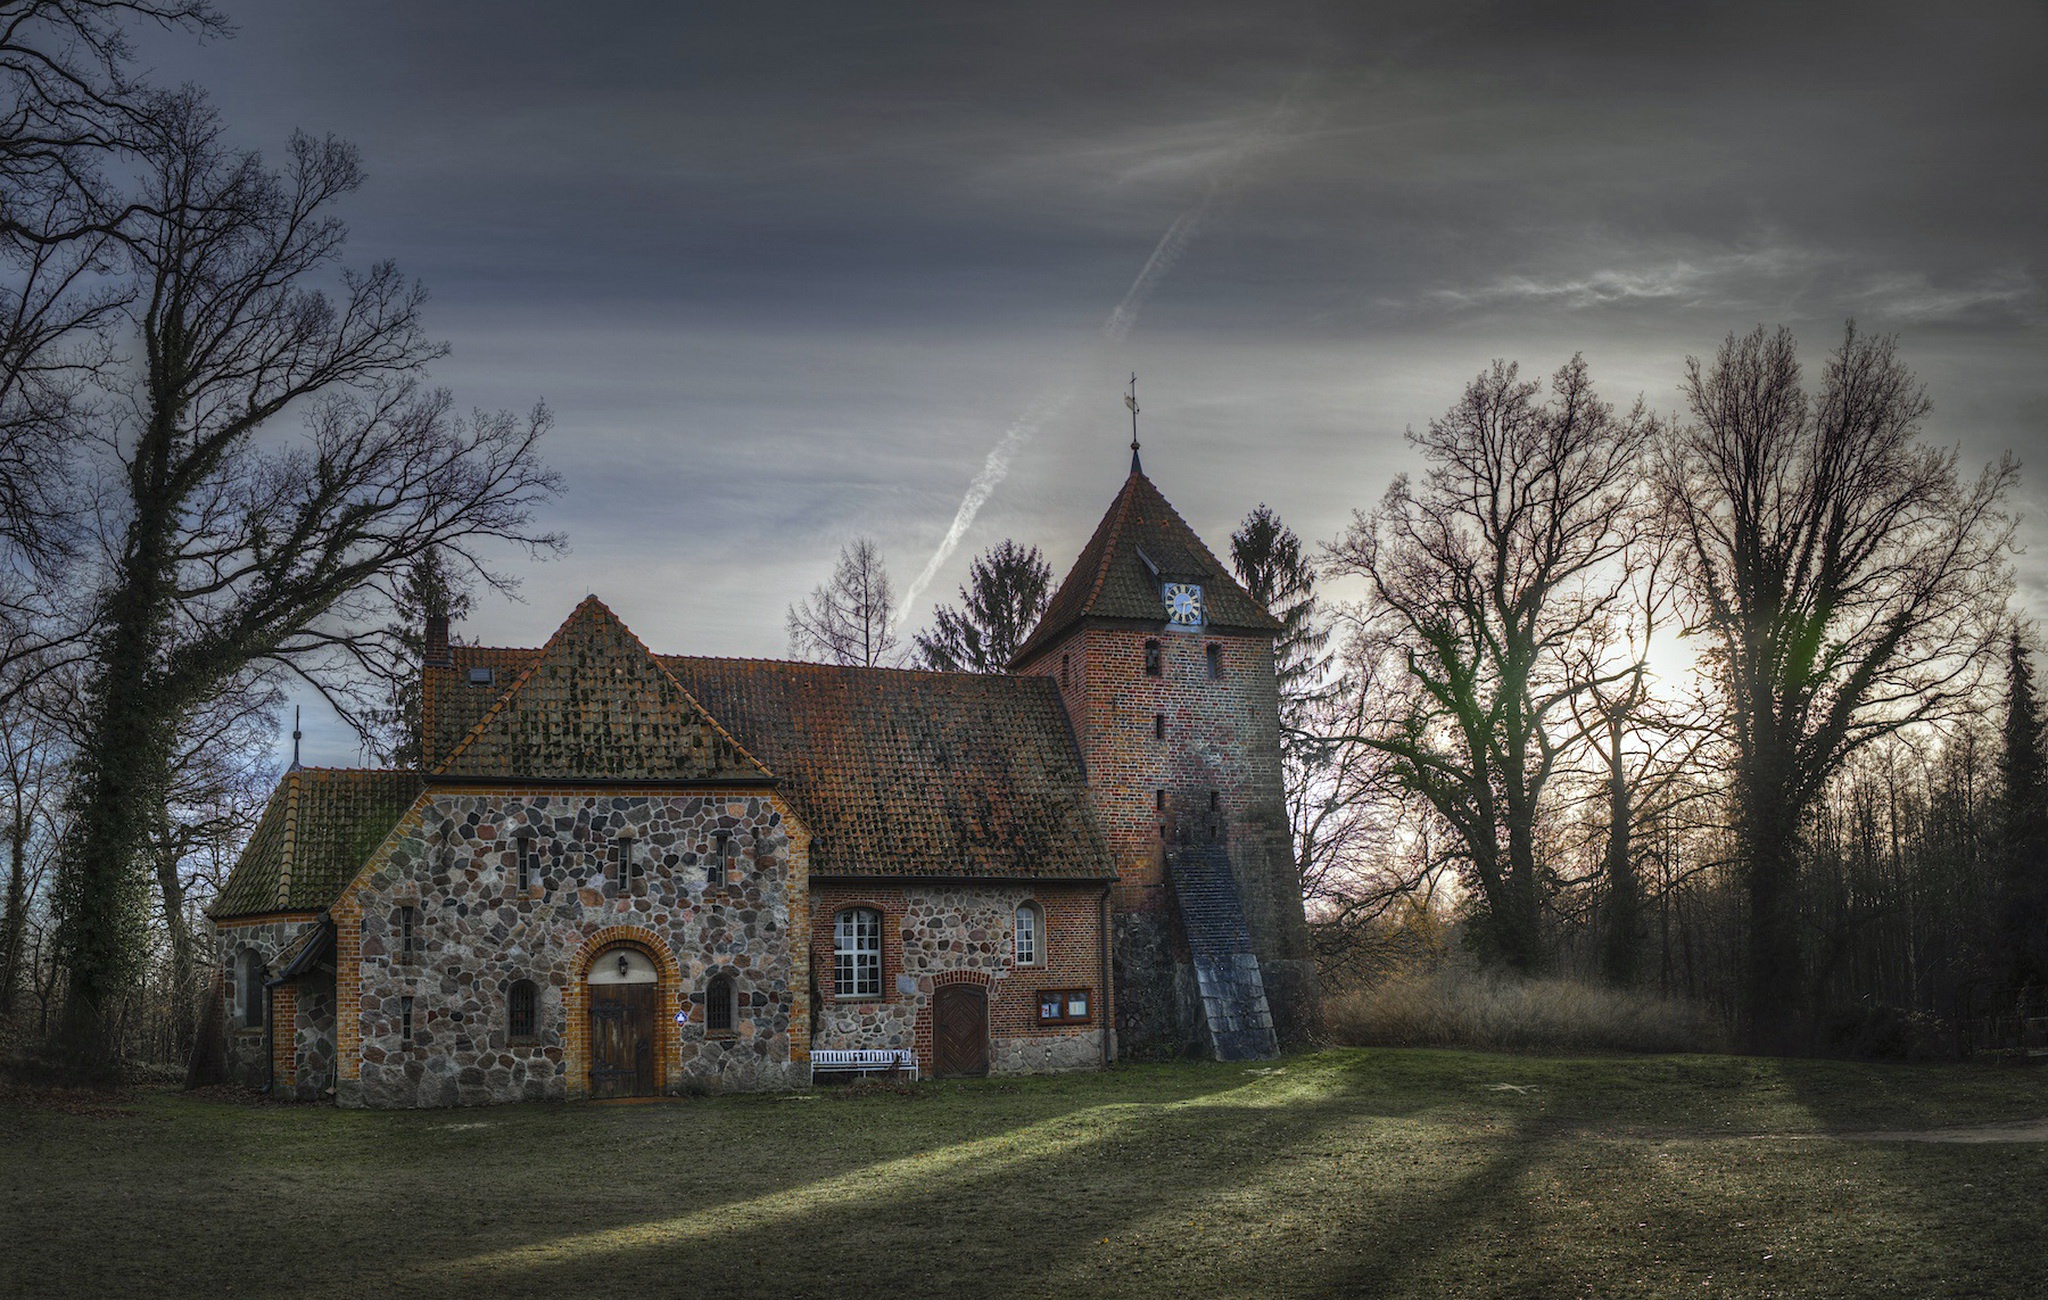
[1014,470,1320,1056]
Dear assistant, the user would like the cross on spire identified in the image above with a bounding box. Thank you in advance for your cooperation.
[289,706,303,771]
[1125,372,1142,475]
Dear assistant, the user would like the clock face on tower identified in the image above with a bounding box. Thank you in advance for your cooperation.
[1164,582,1206,628]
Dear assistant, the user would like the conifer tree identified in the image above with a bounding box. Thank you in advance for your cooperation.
[1998,634,2048,989]
[914,540,1052,673]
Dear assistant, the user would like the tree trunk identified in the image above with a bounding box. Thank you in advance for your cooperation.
[1742,785,1806,1054]
[155,844,197,1059]
[53,497,182,1068]
[1600,716,1639,988]
[0,814,27,1015]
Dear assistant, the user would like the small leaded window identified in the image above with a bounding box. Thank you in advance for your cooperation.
[517,839,536,892]
[400,995,415,1044]
[835,908,882,999]
[508,980,537,1042]
[398,905,416,958]
[237,949,265,1028]
[1143,639,1162,677]
[1015,903,1042,967]
[707,972,736,1033]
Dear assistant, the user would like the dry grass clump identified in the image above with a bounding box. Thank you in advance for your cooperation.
[1327,965,1731,1055]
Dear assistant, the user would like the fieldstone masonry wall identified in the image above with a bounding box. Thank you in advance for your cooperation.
[213,916,319,1089]
[810,881,1107,1075]
[335,787,807,1108]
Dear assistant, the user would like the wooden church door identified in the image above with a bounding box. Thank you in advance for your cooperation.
[933,984,989,1078]
[588,946,659,1098]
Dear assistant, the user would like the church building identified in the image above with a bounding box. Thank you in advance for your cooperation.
[208,454,1318,1106]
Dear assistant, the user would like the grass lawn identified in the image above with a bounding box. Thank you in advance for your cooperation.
[3,1049,2045,1298]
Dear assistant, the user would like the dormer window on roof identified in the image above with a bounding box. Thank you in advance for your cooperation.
[467,666,494,686]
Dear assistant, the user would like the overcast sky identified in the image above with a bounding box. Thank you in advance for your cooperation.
[130,0,2046,765]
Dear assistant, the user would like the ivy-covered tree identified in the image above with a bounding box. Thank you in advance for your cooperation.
[51,94,562,1067]
[914,540,1052,673]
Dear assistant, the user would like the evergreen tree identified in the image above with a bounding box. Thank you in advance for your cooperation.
[914,540,1052,673]
[1229,504,1329,731]
[376,548,473,767]
[1998,634,2048,988]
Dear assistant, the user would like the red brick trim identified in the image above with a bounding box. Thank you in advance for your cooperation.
[564,925,683,1099]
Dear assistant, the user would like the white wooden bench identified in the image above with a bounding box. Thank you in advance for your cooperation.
[809,1048,919,1084]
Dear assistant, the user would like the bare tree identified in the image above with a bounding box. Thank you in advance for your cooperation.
[0,2,225,704]
[1328,355,1658,973]
[914,539,1050,673]
[1659,323,2015,1051]
[787,536,901,668]
[50,93,563,1065]
[0,676,65,1015]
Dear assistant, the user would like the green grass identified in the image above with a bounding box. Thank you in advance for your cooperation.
[4,1050,2045,1298]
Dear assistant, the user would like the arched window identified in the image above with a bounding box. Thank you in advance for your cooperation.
[237,949,265,1028]
[834,908,882,999]
[706,972,736,1033]
[1015,902,1043,967]
[507,979,538,1042]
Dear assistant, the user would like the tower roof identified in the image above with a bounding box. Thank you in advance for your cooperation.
[1011,468,1282,668]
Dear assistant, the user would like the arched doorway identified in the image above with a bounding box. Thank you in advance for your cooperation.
[933,983,989,1078]
[587,945,659,1098]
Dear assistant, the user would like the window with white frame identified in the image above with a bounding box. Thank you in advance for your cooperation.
[1015,902,1043,966]
[834,908,882,998]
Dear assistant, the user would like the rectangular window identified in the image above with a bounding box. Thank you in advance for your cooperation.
[1206,643,1224,679]
[1143,639,1162,676]
[517,840,535,892]
[1036,988,1091,1026]
[398,905,416,959]
[834,908,883,999]
[400,995,414,1044]
[1060,653,1070,686]
[1153,713,1165,739]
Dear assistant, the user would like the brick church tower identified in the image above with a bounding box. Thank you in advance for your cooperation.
[1012,446,1319,1058]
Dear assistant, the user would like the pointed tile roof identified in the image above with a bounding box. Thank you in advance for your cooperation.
[432,596,772,783]
[1011,469,1281,667]
[210,768,425,919]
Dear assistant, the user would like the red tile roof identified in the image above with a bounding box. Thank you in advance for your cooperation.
[662,657,1109,879]
[1011,469,1280,668]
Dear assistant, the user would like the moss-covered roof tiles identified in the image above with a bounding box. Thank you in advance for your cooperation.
[663,657,1109,879]
[432,595,771,783]
[210,768,424,919]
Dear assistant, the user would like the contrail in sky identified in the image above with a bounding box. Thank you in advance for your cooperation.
[894,181,1220,627]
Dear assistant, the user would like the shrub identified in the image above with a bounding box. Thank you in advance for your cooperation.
[1326,965,1731,1055]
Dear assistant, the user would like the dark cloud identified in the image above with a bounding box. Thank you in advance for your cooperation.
[122,0,2047,763]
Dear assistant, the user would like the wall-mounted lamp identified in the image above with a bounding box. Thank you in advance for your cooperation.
[616,953,630,979]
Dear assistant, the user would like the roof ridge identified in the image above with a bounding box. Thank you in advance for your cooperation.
[274,771,301,910]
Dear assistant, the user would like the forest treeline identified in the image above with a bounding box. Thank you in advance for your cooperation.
[1,3,2039,1073]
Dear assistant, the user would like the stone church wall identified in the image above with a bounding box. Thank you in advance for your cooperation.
[213,916,320,1090]
[335,788,807,1108]
[809,881,1107,1076]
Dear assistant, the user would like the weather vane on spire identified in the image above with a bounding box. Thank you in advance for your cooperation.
[290,705,303,772]
[1125,372,1142,475]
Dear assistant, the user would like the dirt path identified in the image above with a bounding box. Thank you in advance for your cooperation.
[1838,1118,2048,1143]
